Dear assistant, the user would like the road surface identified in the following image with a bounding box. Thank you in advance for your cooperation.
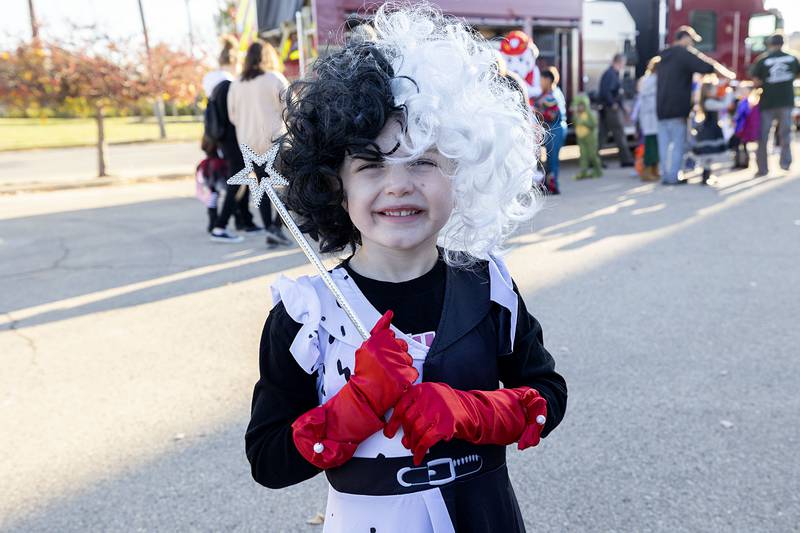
[1,151,798,532]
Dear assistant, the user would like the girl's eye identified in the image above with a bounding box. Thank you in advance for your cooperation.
[409,159,437,168]
[356,163,383,172]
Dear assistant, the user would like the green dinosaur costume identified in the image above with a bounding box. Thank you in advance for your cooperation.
[570,94,603,179]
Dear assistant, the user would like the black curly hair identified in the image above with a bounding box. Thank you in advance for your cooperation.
[277,41,413,254]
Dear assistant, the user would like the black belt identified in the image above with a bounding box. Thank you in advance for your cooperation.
[326,443,505,496]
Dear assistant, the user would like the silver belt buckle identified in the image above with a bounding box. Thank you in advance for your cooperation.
[427,458,456,486]
[396,457,456,487]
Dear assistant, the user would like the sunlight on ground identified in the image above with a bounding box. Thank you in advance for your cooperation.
[0,165,796,525]
[506,171,794,293]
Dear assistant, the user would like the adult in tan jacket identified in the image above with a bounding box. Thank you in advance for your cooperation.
[224,41,290,246]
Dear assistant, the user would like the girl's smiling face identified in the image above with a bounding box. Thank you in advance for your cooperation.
[339,119,454,257]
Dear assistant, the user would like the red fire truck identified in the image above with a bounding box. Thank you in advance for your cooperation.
[657,0,782,80]
[262,0,584,104]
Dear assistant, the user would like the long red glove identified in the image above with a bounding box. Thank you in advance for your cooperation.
[292,311,418,469]
[384,382,547,465]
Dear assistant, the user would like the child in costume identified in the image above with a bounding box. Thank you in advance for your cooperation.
[635,57,660,182]
[499,30,543,107]
[533,68,567,194]
[244,6,567,533]
[570,93,603,179]
[691,76,732,184]
[195,135,229,234]
[731,82,758,169]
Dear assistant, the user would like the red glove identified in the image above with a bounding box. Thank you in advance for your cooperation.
[384,383,547,465]
[292,311,418,469]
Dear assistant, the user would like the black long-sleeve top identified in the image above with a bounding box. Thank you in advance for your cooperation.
[656,45,716,120]
[244,260,567,489]
[598,66,623,108]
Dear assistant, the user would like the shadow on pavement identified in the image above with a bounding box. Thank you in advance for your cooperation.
[0,169,794,331]
[4,165,799,532]
[4,418,328,533]
[0,196,313,329]
[10,162,800,531]
[511,169,790,254]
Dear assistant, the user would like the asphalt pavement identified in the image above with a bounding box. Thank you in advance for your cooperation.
[1,147,799,532]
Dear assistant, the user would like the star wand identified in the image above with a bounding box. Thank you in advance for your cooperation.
[228,143,371,340]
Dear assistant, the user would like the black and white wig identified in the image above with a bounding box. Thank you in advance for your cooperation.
[279,3,542,266]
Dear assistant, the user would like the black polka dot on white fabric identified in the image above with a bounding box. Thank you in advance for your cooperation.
[337,359,351,382]
[328,335,335,345]
[340,325,346,337]
[321,316,326,321]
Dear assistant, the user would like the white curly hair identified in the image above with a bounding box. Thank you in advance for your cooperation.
[368,3,543,267]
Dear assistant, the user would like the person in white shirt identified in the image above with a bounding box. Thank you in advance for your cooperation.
[204,36,264,243]
[226,41,291,246]
[202,36,236,98]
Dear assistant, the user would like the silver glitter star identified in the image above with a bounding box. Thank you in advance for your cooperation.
[227,143,289,208]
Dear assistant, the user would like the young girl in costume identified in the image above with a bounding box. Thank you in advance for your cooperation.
[691,76,732,184]
[245,5,568,532]
[195,135,228,234]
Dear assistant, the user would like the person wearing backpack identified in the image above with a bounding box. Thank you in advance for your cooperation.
[204,43,270,242]
[226,41,292,246]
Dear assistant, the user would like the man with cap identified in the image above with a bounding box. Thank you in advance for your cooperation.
[656,26,735,185]
[750,33,800,176]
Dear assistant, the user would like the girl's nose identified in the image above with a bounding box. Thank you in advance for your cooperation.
[383,164,414,196]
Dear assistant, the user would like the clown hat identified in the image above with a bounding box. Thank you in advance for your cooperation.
[501,30,530,56]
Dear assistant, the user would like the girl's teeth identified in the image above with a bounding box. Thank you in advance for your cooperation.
[385,210,417,217]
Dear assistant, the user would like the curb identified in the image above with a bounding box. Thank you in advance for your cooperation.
[0,137,199,154]
[0,173,193,195]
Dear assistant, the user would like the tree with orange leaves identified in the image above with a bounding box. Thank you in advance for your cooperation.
[1,34,147,176]
[146,43,207,113]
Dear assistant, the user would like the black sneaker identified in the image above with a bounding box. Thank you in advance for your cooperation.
[239,224,264,234]
[210,229,244,243]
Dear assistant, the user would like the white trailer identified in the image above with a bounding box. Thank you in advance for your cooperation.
[582,0,637,95]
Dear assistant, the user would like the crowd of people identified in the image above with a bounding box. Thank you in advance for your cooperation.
[482,25,797,196]
[198,38,292,245]
[591,26,798,188]
[194,23,799,243]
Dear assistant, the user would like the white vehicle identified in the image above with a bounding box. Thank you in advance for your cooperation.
[582,0,637,96]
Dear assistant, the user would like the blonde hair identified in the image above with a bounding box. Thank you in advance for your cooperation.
[260,41,284,73]
[646,55,660,74]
